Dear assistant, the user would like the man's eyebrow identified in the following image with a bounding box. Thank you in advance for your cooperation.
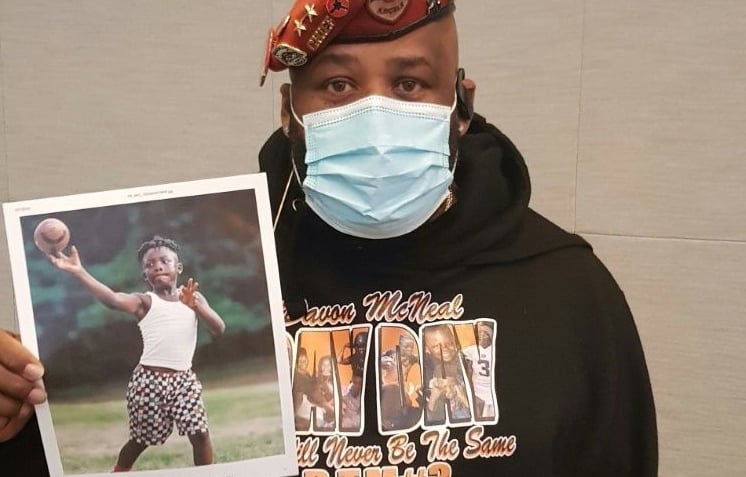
[308,53,434,71]
[309,51,361,70]
[386,55,434,70]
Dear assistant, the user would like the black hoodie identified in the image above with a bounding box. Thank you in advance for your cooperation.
[259,113,658,476]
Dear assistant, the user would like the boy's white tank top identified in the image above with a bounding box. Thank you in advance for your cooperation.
[138,291,198,371]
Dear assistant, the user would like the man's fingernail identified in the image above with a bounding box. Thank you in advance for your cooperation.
[27,387,47,404]
[23,363,44,381]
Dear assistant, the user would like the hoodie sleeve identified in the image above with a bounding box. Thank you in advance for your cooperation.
[576,256,658,476]
[0,413,49,476]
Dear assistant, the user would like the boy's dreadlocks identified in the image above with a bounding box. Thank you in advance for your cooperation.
[137,236,180,262]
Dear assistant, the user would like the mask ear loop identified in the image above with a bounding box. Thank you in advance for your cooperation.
[274,88,308,231]
[273,168,294,231]
[447,86,461,212]
[450,88,460,175]
[290,149,304,188]
[288,87,306,190]
[289,87,305,129]
[274,140,309,230]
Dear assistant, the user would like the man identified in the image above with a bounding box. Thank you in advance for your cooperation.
[337,331,368,431]
[292,347,315,429]
[309,354,335,431]
[263,1,657,475]
[378,353,419,432]
[338,331,368,378]
[460,320,497,420]
[421,324,471,425]
[340,370,362,430]
[2,1,657,476]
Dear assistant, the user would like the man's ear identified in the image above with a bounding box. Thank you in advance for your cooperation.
[177,263,183,274]
[280,83,291,137]
[456,69,476,137]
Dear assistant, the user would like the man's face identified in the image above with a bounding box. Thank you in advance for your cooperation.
[282,14,470,178]
[477,324,493,348]
[380,360,399,385]
[354,332,368,356]
[424,327,458,364]
[297,354,309,373]
[320,357,332,376]
[399,335,417,363]
[141,247,181,290]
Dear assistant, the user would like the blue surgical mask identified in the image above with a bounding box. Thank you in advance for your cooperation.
[292,94,457,239]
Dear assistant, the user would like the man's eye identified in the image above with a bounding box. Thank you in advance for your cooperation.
[326,80,351,94]
[397,79,420,93]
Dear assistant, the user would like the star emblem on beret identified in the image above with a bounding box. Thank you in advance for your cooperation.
[305,4,319,20]
[294,19,308,36]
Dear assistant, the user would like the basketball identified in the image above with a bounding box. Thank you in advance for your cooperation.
[33,218,70,255]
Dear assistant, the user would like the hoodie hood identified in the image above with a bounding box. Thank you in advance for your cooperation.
[259,113,588,281]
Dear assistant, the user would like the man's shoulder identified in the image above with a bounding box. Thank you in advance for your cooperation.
[522,208,591,251]
[461,344,479,357]
[485,209,630,309]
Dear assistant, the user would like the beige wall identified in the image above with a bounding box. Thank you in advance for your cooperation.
[1,1,744,475]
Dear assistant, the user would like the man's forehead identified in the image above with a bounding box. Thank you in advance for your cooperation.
[261,0,455,85]
[426,327,453,342]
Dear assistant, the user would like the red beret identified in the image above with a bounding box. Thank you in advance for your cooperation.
[261,0,455,85]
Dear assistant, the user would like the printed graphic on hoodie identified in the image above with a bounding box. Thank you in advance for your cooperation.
[290,326,372,436]
[285,290,516,475]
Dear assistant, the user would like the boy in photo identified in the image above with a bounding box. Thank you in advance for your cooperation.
[48,235,226,471]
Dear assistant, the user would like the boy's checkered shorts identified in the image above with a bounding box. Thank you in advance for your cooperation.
[126,366,209,446]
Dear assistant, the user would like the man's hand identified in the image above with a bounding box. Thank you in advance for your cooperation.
[47,245,82,275]
[0,330,47,442]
